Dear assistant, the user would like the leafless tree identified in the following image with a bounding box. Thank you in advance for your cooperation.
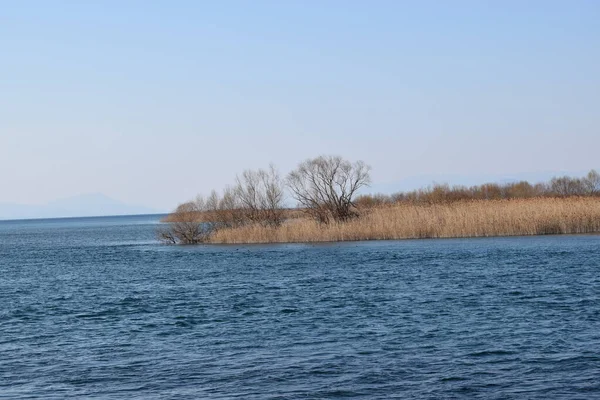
[287,155,371,223]
[235,164,285,226]
[583,169,600,195]
[216,187,246,228]
[196,188,246,230]
[550,176,585,196]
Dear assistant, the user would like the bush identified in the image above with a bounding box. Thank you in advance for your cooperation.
[157,200,211,244]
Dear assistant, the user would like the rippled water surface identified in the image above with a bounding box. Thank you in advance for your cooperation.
[1,215,600,399]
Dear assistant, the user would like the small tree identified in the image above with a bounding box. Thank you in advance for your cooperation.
[287,155,371,223]
[211,187,246,229]
[550,176,585,197]
[583,169,600,195]
[235,164,285,226]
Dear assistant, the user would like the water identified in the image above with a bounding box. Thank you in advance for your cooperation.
[1,215,599,399]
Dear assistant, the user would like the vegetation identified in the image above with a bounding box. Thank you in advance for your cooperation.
[159,165,286,244]
[235,164,285,227]
[356,169,600,206]
[159,161,600,244]
[287,155,371,223]
[157,201,211,244]
[209,198,600,243]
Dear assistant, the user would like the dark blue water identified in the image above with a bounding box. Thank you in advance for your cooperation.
[1,215,599,399]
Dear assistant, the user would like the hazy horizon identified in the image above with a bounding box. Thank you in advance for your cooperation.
[2,167,598,220]
[2,1,599,218]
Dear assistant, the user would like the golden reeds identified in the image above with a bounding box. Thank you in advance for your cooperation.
[208,197,600,244]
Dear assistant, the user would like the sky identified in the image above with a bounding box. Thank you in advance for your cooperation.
[1,1,599,213]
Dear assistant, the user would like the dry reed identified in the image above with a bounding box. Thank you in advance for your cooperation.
[208,197,600,244]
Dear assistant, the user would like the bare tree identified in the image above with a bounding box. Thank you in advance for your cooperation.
[583,169,600,195]
[287,155,371,223]
[215,187,246,228]
[235,164,285,226]
[550,176,585,196]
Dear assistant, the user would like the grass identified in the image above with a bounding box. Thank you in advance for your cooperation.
[206,197,600,244]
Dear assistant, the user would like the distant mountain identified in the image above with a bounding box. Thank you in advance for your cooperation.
[0,193,160,220]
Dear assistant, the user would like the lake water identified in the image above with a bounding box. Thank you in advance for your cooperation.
[1,215,599,399]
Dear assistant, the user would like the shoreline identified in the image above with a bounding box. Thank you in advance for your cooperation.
[185,231,600,246]
[184,198,600,245]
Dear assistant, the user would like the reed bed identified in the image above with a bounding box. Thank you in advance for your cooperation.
[208,197,600,244]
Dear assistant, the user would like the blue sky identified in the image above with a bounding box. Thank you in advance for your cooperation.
[1,1,599,212]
